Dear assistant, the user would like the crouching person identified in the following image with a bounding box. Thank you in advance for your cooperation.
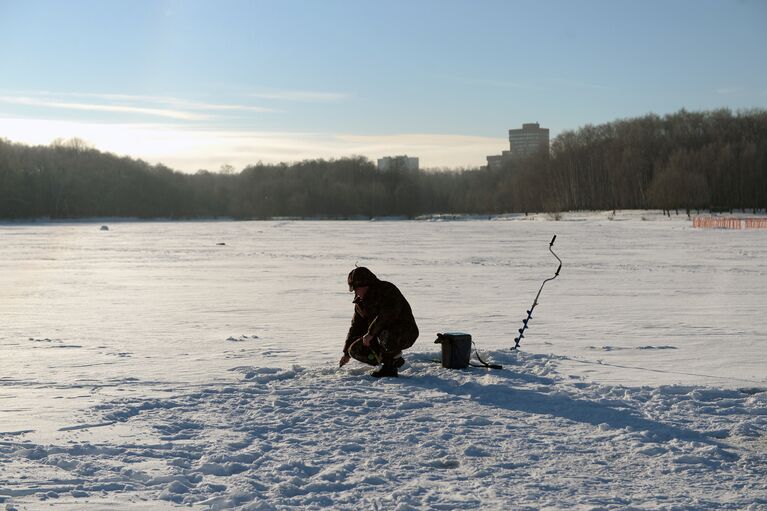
[338,267,419,377]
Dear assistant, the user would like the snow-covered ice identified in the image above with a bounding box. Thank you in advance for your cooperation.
[1,211,765,509]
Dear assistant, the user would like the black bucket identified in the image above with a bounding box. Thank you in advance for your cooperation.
[435,332,472,369]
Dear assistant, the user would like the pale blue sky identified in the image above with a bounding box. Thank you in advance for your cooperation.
[1,0,765,170]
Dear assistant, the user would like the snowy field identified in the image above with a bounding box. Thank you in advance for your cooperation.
[1,211,766,510]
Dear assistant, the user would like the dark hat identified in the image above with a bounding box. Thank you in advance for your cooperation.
[348,267,378,291]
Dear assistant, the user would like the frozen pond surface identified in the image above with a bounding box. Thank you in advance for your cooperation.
[1,211,766,509]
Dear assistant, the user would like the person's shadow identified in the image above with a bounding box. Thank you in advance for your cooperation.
[405,352,735,452]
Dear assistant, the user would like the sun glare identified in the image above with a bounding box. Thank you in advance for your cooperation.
[0,117,505,171]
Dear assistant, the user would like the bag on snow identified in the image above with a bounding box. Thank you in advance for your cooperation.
[434,332,472,369]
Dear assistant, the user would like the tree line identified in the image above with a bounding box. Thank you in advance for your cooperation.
[538,108,767,214]
[0,108,765,220]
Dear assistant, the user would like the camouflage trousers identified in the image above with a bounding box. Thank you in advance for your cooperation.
[348,327,418,366]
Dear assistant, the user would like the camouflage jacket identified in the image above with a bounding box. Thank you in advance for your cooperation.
[343,280,418,354]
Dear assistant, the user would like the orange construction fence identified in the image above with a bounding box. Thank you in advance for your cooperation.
[692,217,767,229]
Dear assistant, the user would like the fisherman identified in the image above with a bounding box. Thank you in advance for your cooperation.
[339,267,419,377]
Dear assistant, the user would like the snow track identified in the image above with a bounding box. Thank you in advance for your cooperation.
[2,352,765,510]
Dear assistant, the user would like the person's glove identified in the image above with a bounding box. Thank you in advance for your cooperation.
[339,353,351,367]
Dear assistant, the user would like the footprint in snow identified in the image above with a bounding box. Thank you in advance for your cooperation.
[226,335,260,342]
[431,458,460,469]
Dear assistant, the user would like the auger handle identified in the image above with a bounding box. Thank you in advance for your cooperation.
[549,235,562,276]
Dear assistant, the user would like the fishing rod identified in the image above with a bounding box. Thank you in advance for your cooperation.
[511,235,562,351]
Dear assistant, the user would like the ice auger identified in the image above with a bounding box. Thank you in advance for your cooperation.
[511,235,562,351]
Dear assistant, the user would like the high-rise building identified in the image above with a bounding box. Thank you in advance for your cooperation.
[486,151,513,171]
[485,123,550,170]
[377,155,419,172]
[508,123,549,159]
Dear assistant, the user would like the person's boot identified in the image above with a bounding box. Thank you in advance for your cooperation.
[371,364,398,378]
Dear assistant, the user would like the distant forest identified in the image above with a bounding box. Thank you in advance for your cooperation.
[1,108,766,219]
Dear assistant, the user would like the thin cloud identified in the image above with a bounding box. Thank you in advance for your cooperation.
[459,77,533,90]
[63,92,278,113]
[178,100,278,113]
[249,90,350,102]
[543,77,609,91]
[456,75,607,91]
[0,91,278,121]
[0,95,209,121]
[715,87,743,96]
